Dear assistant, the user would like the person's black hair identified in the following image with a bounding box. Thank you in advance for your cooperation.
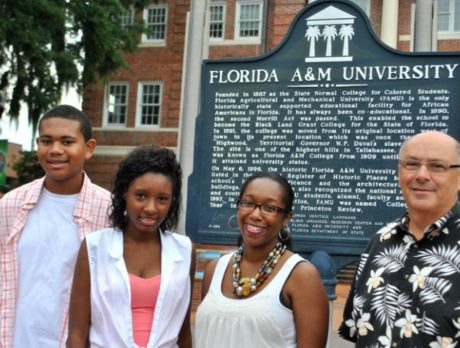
[38,104,93,141]
[109,145,182,233]
[238,172,294,214]
[237,172,294,249]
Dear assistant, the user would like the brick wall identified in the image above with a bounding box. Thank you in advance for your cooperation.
[83,0,460,186]
[83,0,191,186]
[398,0,414,37]
[85,155,122,191]
[268,1,306,49]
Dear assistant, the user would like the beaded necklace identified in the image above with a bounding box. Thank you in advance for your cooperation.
[232,242,286,297]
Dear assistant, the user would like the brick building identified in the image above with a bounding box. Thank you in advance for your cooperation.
[83,0,460,190]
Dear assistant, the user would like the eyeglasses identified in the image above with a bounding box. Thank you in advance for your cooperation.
[237,199,287,216]
[399,159,460,174]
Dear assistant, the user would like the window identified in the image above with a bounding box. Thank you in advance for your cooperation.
[351,0,370,15]
[235,1,263,40]
[105,82,129,126]
[119,6,134,30]
[137,82,162,127]
[438,0,460,32]
[142,4,168,42]
[209,3,226,39]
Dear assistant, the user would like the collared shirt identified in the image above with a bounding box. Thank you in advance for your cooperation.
[0,174,111,348]
[339,203,460,348]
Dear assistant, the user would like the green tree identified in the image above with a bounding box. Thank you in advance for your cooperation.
[10,150,45,187]
[0,0,146,142]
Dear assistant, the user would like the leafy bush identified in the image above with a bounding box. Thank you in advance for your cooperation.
[11,150,45,187]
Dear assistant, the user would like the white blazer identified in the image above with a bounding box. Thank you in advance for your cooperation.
[86,228,192,348]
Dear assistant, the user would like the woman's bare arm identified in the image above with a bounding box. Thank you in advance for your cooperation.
[67,240,91,348]
[284,261,329,348]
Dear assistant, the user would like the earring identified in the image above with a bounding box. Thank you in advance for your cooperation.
[227,214,239,231]
[278,225,291,242]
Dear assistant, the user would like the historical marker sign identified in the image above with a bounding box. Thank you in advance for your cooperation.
[186,0,460,264]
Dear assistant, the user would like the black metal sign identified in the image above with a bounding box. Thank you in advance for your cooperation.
[186,0,460,262]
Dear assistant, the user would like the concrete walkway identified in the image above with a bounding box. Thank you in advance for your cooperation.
[328,283,354,347]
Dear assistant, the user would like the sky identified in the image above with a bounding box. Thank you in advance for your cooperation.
[0,89,81,151]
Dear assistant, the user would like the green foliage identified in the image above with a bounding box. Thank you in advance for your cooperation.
[11,150,45,187]
[0,0,145,137]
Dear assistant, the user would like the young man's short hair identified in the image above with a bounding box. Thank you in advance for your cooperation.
[39,105,93,141]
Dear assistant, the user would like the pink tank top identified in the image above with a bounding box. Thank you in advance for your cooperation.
[129,273,161,347]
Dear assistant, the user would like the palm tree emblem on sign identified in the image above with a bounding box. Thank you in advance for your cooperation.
[339,25,354,56]
[323,25,338,57]
[305,5,355,62]
[305,26,321,57]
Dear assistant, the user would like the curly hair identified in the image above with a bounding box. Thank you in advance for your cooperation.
[109,145,182,233]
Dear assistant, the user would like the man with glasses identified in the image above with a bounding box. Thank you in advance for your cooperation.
[339,131,460,347]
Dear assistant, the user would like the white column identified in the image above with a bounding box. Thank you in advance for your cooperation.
[414,0,434,51]
[381,0,399,48]
[177,1,209,235]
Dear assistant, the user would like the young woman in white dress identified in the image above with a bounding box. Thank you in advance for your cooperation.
[195,172,329,348]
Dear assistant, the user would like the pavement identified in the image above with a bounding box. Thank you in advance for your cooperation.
[328,283,354,348]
